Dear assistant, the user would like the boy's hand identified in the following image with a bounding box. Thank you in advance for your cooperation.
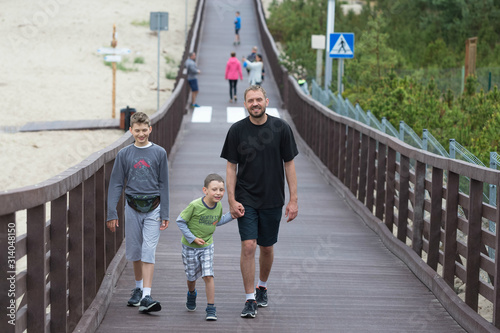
[160,220,169,230]
[194,238,206,245]
[107,219,119,232]
[229,201,245,219]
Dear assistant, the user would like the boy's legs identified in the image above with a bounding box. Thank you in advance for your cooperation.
[202,276,215,304]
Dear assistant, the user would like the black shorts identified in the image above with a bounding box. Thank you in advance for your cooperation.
[238,205,282,246]
[235,28,240,35]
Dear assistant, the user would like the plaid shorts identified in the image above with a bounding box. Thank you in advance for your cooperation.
[182,243,214,281]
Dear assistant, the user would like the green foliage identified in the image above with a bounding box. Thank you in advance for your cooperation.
[267,0,500,164]
[131,20,149,27]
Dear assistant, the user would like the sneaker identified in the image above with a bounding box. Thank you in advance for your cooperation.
[241,300,257,318]
[186,290,197,311]
[234,96,237,102]
[139,295,162,313]
[192,103,200,108]
[205,305,217,320]
[255,286,268,307]
[127,287,142,307]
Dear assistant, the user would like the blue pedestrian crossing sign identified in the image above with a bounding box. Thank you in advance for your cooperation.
[329,33,354,58]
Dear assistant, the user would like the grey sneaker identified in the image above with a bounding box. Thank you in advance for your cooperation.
[255,286,268,307]
[241,300,257,318]
[186,290,197,311]
[205,305,217,320]
[127,288,142,307]
[139,295,162,313]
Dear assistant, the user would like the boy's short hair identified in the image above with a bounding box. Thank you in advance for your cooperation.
[204,173,225,188]
[130,112,150,127]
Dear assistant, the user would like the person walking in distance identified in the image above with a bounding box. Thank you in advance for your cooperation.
[185,52,201,108]
[106,112,170,313]
[234,11,241,45]
[220,85,299,318]
[225,52,243,103]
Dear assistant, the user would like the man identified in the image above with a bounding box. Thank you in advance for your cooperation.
[220,85,299,318]
[246,46,265,82]
[185,52,201,107]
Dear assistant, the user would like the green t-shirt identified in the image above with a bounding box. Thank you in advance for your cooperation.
[178,197,223,248]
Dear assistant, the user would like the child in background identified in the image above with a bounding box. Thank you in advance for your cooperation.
[176,173,234,320]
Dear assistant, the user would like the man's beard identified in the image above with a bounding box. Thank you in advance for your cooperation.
[249,106,266,118]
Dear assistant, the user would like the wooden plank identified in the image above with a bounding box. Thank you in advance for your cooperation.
[50,194,68,332]
[375,142,386,221]
[428,167,443,270]
[68,184,84,332]
[84,175,97,310]
[345,126,353,190]
[494,184,500,327]
[412,161,426,255]
[95,166,107,286]
[26,204,47,333]
[350,129,360,197]
[358,134,369,204]
[366,137,377,212]
[465,178,483,311]
[398,155,410,244]
[385,147,396,232]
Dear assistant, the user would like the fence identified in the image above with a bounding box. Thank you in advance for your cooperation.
[254,0,500,332]
[0,0,205,332]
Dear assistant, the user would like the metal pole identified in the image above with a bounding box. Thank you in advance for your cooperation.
[325,0,335,90]
[157,15,161,111]
[337,59,344,93]
[316,49,323,87]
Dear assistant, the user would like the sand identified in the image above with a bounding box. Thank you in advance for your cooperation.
[0,0,197,191]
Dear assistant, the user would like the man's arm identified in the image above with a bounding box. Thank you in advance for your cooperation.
[226,161,245,218]
[284,159,298,222]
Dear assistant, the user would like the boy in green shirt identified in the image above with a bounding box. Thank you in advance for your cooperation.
[175,174,234,320]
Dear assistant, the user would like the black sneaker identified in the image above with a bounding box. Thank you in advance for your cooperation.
[255,286,268,307]
[241,300,257,318]
[139,295,162,313]
[186,290,197,311]
[205,305,217,320]
[127,287,142,307]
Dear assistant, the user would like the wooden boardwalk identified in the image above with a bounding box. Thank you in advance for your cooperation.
[95,1,466,332]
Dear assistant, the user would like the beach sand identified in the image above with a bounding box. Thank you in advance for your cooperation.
[0,0,196,191]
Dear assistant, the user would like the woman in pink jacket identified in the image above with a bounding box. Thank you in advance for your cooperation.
[225,52,243,103]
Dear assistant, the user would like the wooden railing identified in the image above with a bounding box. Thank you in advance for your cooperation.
[253,0,500,332]
[0,1,204,332]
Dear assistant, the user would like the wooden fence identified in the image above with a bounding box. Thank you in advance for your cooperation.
[0,1,204,332]
[253,0,500,332]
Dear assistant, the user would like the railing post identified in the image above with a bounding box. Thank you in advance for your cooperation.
[489,152,497,259]
[449,139,456,159]
[0,213,16,333]
[422,129,428,151]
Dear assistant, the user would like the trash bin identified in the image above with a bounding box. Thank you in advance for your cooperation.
[120,106,136,130]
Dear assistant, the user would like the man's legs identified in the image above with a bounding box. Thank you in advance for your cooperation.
[258,245,274,283]
[192,90,199,105]
[240,239,257,294]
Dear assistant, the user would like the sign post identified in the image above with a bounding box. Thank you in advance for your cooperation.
[329,33,354,94]
[324,0,335,90]
[311,35,325,87]
[97,25,131,118]
[150,12,169,111]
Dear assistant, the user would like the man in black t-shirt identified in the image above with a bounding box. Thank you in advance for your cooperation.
[220,85,298,318]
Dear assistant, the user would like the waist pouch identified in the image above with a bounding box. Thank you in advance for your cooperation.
[126,194,160,213]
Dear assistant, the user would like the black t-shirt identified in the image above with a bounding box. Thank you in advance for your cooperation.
[220,115,298,209]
